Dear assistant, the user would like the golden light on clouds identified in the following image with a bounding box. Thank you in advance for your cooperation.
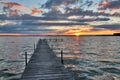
[45,25,120,35]
[64,28,119,35]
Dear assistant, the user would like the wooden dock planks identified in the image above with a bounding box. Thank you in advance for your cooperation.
[20,39,74,80]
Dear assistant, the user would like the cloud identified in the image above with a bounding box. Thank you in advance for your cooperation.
[0,20,119,35]
[65,9,111,17]
[94,24,120,30]
[107,0,120,9]
[31,8,43,14]
[0,0,119,22]
[87,1,94,7]
[52,5,61,11]
[21,20,88,26]
[1,1,43,16]
[48,25,119,35]
[98,0,120,10]
[0,24,56,34]
[71,17,110,22]
[0,1,28,16]
[42,0,76,8]
[9,9,20,16]
[0,14,65,20]
[43,3,116,19]
[0,20,18,26]
[1,2,24,7]
[43,8,111,20]
[42,0,120,18]
[62,27,119,35]
[111,12,120,16]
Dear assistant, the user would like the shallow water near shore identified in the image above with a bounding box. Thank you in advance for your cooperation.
[0,36,120,80]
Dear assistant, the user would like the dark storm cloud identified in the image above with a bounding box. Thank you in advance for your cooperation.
[71,17,110,22]
[0,25,55,33]
[94,24,120,30]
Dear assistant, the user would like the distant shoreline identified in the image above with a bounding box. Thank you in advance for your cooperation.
[0,34,119,37]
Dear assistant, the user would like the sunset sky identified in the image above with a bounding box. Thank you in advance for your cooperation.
[0,0,120,35]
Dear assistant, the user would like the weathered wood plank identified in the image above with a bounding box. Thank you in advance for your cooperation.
[20,39,74,80]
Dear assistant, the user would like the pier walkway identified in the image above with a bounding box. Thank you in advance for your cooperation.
[20,39,74,80]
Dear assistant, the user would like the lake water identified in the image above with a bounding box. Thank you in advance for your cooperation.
[0,36,120,80]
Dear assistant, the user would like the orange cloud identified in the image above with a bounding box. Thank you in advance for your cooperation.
[64,26,93,35]
[1,2,25,8]
[9,9,20,16]
[111,12,120,16]
[52,6,61,11]
[98,0,110,7]
[31,8,43,14]
[109,5,120,10]
[1,1,29,16]
[98,0,120,10]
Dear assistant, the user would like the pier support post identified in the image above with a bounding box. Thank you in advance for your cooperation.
[51,44,53,50]
[61,50,64,64]
[25,52,27,66]
[34,43,36,52]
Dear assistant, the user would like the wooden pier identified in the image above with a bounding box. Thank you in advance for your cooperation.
[20,39,74,80]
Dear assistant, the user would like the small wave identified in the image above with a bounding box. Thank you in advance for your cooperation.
[99,74,120,80]
[99,61,120,66]
[0,59,4,61]
[77,76,93,80]
[86,53,100,56]
[100,67,120,75]
[0,70,21,80]
[5,60,24,63]
[88,69,103,76]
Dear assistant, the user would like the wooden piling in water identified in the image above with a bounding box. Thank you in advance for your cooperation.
[25,52,27,66]
[61,50,64,64]
[34,43,35,52]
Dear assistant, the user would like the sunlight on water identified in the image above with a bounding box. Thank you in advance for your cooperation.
[0,36,120,80]
[49,36,120,80]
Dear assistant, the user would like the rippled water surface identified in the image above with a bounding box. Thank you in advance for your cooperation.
[0,36,120,80]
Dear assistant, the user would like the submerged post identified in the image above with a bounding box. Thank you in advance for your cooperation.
[61,50,64,64]
[25,52,27,66]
